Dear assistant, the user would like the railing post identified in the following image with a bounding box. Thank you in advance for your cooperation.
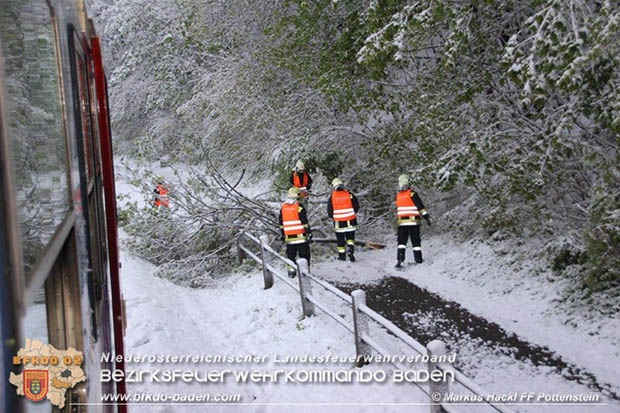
[296,258,314,317]
[236,235,246,264]
[427,339,450,413]
[259,235,274,289]
[351,289,371,367]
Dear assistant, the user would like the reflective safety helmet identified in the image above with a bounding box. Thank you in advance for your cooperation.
[398,174,410,190]
[287,187,301,199]
[331,177,344,189]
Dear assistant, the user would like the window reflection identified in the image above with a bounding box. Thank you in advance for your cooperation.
[0,1,70,275]
[22,290,49,344]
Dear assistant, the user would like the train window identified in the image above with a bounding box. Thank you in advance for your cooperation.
[87,58,103,178]
[76,53,95,180]
[0,1,71,276]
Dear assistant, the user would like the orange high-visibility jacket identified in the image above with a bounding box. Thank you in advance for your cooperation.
[331,190,356,222]
[281,202,306,235]
[396,189,418,218]
[155,184,169,208]
[292,172,309,190]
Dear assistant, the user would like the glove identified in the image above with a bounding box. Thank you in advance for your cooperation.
[308,231,313,241]
[280,234,285,242]
[424,215,432,227]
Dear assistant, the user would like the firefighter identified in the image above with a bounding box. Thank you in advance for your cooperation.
[327,177,359,261]
[279,187,312,278]
[395,174,431,268]
[153,179,169,209]
[289,160,312,199]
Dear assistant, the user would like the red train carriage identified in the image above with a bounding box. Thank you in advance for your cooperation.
[0,1,126,412]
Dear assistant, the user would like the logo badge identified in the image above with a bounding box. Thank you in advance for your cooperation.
[24,370,48,402]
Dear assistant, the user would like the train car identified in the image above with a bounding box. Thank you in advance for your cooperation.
[0,1,126,412]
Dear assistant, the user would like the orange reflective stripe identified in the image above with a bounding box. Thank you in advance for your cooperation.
[332,190,356,221]
[396,190,418,218]
[282,203,305,235]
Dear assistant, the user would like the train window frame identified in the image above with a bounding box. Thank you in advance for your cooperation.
[50,7,74,196]
[68,23,102,342]
[0,0,77,307]
[0,56,26,315]
[0,46,27,413]
[72,33,96,184]
[2,3,126,411]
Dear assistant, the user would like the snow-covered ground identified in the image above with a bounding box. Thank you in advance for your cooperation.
[312,236,620,392]
[115,170,619,412]
[119,234,436,413]
[312,236,620,411]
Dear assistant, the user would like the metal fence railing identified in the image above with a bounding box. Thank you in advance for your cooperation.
[237,233,514,413]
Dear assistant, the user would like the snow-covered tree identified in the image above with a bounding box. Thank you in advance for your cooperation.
[91,0,619,294]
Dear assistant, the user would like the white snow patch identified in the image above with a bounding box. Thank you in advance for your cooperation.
[118,236,431,412]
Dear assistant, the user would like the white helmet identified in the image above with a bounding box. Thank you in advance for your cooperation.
[295,160,305,170]
[331,177,344,188]
[398,174,410,189]
[287,187,300,199]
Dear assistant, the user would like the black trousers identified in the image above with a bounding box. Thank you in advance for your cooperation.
[336,231,355,258]
[286,242,311,272]
[397,225,423,263]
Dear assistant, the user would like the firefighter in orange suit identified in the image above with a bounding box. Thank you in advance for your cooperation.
[153,178,169,208]
[395,174,431,268]
[279,187,312,277]
[289,160,312,199]
[327,178,360,261]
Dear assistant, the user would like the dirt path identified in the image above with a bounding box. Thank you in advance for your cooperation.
[334,276,619,403]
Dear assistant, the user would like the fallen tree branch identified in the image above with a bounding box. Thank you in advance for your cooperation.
[310,238,386,249]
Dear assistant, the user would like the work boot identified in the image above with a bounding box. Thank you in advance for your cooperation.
[288,269,297,278]
[394,260,403,269]
[337,253,346,261]
[413,248,423,263]
[347,245,355,262]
